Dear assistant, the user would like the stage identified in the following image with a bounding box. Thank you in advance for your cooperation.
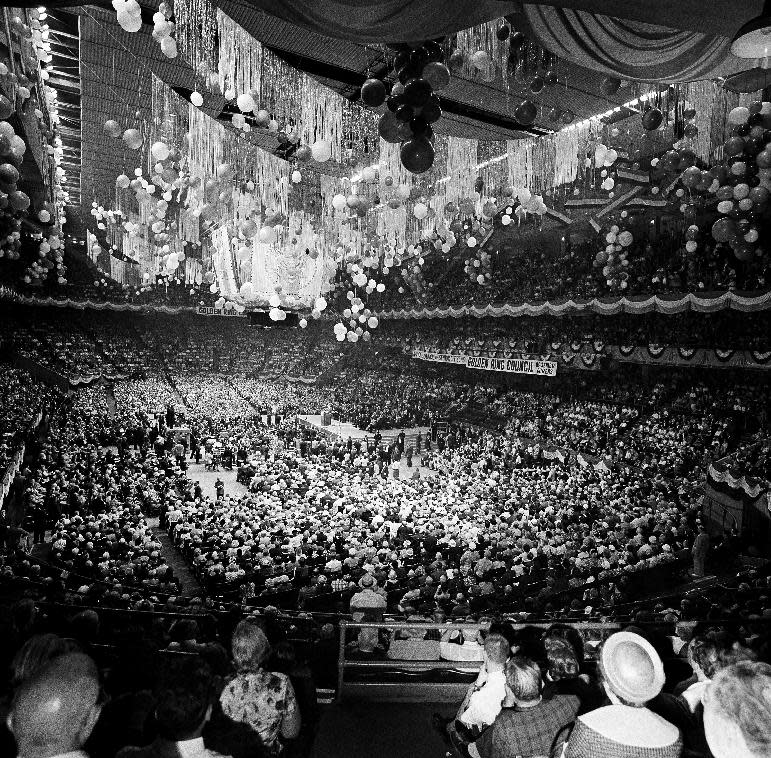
[297,415,430,449]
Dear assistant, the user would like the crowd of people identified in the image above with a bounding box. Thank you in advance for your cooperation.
[0,305,770,758]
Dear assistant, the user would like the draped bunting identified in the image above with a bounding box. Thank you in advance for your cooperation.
[610,346,771,370]
[374,290,771,320]
[236,0,519,43]
[520,5,745,82]
[708,462,769,500]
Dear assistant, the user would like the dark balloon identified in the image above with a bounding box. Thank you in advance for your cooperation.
[400,137,435,173]
[396,121,413,141]
[398,65,419,84]
[386,95,401,113]
[448,49,464,72]
[378,111,401,143]
[641,107,663,130]
[561,110,574,124]
[395,103,415,122]
[496,24,510,41]
[544,69,558,86]
[724,136,745,156]
[409,116,429,136]
[600,76,621,96]
[394,51,409,70]
[424,40,443,61]
[529,76,545,93]
[547,107,561,121]
[510,31,526,48]
[515,99,538,126]
[410,48,428,67]
[684,123,698,139]
[361,78,387,107]
[403,78,432,107]
[683,107,697,120]
[421,95,442,123]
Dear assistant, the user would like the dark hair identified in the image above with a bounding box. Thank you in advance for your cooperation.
[692,629,755,679]
[154,656,214,740]
[545,623,585,663]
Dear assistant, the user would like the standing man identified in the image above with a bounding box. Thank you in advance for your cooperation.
[692,524,711,578]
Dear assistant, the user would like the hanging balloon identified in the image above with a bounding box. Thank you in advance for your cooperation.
[641,108,663,130]
[600,77,621,96]
[103,119,122,137]
[728,106,750,125]
[311,140,332,162]
[0,95,13,120]
[403,79,431,108]
[122,128,142,149]
[9,190,30,210]
[514,100,537,126]
[422,62,450,91]
[295,145,312,162]
[684,123,699,139]
[360,78,387,107]
[400,138,434,174]
[151,141,170,160]
[413,202,428,219]
[378,111,401,143]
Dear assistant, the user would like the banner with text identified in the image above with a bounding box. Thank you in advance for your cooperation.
[196,306,247,318]
[413,349,557,376]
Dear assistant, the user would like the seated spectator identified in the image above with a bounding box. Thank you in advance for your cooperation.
[469,655,580,758]
[117,656,234,758]
[433,632,511,744]
[8,652,102,758]
[565,631,682,758]
[702,661,771,758]
[219,620,301,754]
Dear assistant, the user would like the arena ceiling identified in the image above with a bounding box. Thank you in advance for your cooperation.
[62,0,764,221]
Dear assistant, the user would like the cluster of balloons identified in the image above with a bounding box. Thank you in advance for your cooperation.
[331,191,373,219]
[112,0,142,33]
[214,297,244,312]
[464,248,492,285]
[332,304,377,343]
[376,41,450,174]
[152,2,177,58]
[677,101,771,263]
[593,225,633,291]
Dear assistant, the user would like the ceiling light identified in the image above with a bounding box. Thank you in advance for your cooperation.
[731,3,771,59]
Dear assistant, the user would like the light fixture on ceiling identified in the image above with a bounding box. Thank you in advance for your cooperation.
[731,1,771,60]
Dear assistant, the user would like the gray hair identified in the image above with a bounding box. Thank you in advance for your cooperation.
[505,656,542,702]
[231,620,271,672]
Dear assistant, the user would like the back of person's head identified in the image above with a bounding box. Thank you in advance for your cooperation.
[691,628,755,679]
[231,619,270,672]
[169,619,200,643]
[545,622,585,663]
[505,655,543,704]
[544,636,581,681]
[12,598,37,633]
[9,652,101,758]
[11,634,82,690]
[269,641,298,675]
[510,625,546,665]
[70,610,100,646]
[154,655,215,742]
[483,633,510,668]
[703,661,771,758]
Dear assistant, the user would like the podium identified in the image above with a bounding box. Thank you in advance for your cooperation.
[321,411,332,426]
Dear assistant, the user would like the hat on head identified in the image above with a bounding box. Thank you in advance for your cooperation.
[358,573,375,589]
[599,631,665,705]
